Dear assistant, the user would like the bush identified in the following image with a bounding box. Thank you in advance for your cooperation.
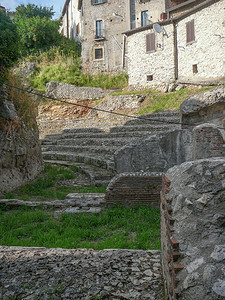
[0,11,19,70]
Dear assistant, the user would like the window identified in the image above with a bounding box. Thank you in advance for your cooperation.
[76,23,80,35]
[96,20,103,38]
[94,48,103,60]
[92,0,107,5]
[146,33,156,52]
[186,19,195,44]
[193,64,198,74]
[147,75,153,81]
[141,10,149,26]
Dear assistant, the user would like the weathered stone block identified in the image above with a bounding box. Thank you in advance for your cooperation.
[45,81,113,100]
[161,158,225,300]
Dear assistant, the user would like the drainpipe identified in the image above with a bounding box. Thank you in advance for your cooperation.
[66,4,69,38]
[122,34,127,69]
[173,21,178,81]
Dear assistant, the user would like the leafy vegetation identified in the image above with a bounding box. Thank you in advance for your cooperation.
[0,11,19,70]
[5,73,38,127]
[136,86,216,114]
[0,205,161,250]
[14,4,61,56]
[4,163,107,201]
[28,49,128,90]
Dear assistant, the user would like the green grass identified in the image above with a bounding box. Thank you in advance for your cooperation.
[0,205,161,250]
[137,86,216,114]
[4,163,107,201]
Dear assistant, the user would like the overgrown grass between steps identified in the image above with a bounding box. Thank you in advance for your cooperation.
[4,163,107,201]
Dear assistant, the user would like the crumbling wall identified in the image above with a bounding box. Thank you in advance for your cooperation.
[0,85,43,195]
[180,86,225,131]
[105,172,162,207]
[161,158,225,300]
[114,87,225,174]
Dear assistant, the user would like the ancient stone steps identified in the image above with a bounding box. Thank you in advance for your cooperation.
[56,137,138,147]
[41,110,181,185]
[110,124,175,133]
[44,159,113,186]
[42,145,118,156]
[42,151,114,171]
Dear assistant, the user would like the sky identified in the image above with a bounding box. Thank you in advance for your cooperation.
[0,0,63,19]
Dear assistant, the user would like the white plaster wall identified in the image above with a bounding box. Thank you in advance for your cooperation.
[128,24,175,88]
[177,0,225,83]
[60,0,82,42]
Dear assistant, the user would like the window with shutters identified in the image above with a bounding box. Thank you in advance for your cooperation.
[92,0,107,5]
[146,33,156,53]
[186,19,195,44]
[94,47,104,60]
[141,11,149,27]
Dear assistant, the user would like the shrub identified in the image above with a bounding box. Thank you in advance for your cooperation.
[0,11,19,70]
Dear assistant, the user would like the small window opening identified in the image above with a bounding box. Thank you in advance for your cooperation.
[94,48,103,60]
[193,64,198,74]
[147,75,153,81]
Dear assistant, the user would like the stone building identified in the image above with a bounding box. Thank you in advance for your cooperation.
[125,0,225,88]
[60,0,168,73]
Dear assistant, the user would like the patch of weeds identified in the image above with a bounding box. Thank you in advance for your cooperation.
[3,163,81,201]
[137,86,217,114]
[0,206,161,250]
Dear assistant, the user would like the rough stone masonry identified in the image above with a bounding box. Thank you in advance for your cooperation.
[0,247,163,300]
[161,158,225,300]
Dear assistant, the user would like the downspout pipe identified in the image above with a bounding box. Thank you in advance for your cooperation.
[173,20,178,81]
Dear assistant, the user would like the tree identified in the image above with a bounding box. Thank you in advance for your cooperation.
[0,11,19,69]
[15,4,54,20]
[14,4,60,55]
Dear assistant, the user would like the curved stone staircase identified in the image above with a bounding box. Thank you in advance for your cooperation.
[41,111,181,185]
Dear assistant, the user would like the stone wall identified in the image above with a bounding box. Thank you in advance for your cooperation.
[177,0,225,84]
[127,23,175,88]
[82,0,128,73]
[0,247,163,300]
[105,172,162,207]
[161,158,225,300]
[45,81,113,100]
[0,85,43,195]
[126,0,225,88]
[134,0,165,28]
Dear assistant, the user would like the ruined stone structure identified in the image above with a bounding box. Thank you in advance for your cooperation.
[105,172,162,207]
[125,0,225,88]
[0,85,43,195]
[115,86,225,173]
[161,158,225,299]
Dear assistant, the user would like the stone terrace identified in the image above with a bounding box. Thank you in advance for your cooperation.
[41,111,180,185]
[0,247,163,300]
